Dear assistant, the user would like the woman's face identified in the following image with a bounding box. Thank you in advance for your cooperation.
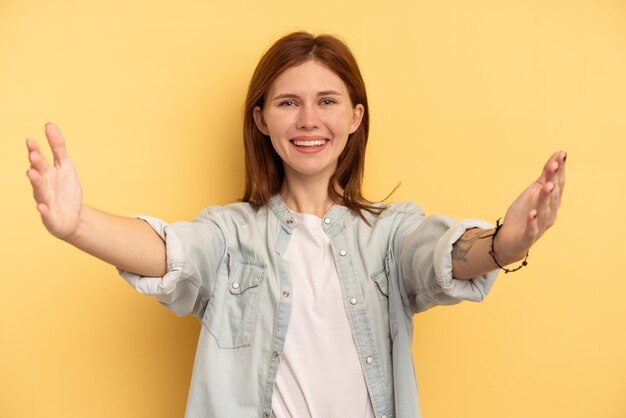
[253,60,364,185]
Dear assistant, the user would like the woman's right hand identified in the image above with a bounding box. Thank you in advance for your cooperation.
[26,123,83,239]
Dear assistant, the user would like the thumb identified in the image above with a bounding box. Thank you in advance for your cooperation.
[45,122,71,165]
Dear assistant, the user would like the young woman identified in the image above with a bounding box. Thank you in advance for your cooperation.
[25,32,566,418]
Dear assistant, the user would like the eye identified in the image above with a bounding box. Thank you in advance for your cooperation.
[320,98,337,106]
[278,100,296,107]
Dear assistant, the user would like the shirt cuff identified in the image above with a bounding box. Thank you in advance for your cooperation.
[433,218,500,302]
[117,216,201,316]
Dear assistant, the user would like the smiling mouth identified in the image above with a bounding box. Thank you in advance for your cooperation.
[290,139,329,147]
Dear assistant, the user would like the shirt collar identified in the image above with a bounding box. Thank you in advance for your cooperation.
[268,194,348,234]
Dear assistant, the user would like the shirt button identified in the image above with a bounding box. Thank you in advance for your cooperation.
[286,219,294,224]
[350,297,358,305]
[231,282,240,289]
[366,356,373,364]
[324,217,331,224]
[272,351,280,358]
[382,415,388,418]
[282,291,290,297]
[339,249,347,256]
[263,413,270,418]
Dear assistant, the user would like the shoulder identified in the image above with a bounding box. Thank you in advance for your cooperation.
[347,201,426,231]
[194,201,262,224]
[355,201,425,224]
[378,201,425,219]
[191,202,273,246]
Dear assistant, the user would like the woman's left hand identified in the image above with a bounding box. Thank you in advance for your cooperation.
[494,151,567,265]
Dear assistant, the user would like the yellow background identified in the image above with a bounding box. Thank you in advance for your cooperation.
[2,0,625,417]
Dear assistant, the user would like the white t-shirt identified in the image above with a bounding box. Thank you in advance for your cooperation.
[271,212,375,418]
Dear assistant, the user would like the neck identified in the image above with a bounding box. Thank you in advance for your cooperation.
[279,176,338,218]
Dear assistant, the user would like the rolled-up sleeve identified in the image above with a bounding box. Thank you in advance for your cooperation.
[394,210,499,314]
[118,214,226,319]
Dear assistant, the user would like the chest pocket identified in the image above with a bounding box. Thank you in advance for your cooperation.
[371,261,398,342]
[203,257,266,348]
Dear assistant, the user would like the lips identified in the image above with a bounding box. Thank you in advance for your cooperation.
[292,139,328,147]
[287,137,329,155]
[290,136,329,148]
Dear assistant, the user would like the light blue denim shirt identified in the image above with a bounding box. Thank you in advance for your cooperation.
[119,195,499,418]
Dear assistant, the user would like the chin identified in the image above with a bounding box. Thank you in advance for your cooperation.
[288,164,336,180]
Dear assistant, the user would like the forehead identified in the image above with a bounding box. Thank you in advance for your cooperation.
[266,60,349,97]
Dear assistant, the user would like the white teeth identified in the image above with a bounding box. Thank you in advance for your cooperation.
[292,139,327,147]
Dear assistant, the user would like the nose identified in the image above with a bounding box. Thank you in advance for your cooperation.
[296,105,320,130]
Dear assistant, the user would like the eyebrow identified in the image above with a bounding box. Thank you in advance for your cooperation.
[271,90,342,101]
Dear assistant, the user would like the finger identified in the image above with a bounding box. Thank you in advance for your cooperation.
[26,138,39,153]
[37,202,51,219]
[536,181,554,229]
[44,122,70,165]
[527,209,539,240]
[550,175,561,205]
[28,145,51,173]
[26,138,45,162]
[26,168,44,190]
[556,151,566,192]
[26,168,50,205]
[548,179,561,224]
[537,151,562,184]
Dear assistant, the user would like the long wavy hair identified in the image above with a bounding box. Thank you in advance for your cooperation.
[242,32,384,219]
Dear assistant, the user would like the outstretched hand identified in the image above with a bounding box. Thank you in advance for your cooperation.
[26,123,83,239]
[494,151,567,263]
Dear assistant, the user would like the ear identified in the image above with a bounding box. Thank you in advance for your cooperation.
[253,106,270,136]
[349,104,365,134]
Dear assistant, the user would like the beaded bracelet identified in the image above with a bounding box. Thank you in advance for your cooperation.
[489,218,529,274]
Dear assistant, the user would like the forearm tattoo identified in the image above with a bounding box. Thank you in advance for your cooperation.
[451,228,496,262]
